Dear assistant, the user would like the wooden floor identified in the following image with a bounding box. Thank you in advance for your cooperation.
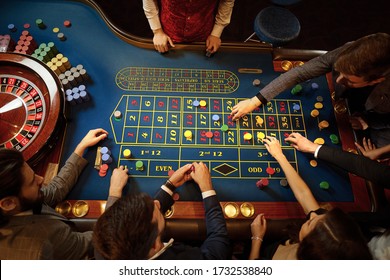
[93,0,390,51]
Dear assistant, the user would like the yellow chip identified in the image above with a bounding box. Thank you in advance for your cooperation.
[255,116,264,125]
[318,120,329,129]
[310,160,318,167]
[314,138,325,145]
[310,109,319,117]
[123,149,131,158]
[314,102,323,109]
[52,27,60,33]
[184,130,192,138]
[257,132,266,139]
[243,133,253,140]
[199,100,207,107]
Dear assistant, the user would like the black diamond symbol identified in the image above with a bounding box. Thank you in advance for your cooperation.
[213,163,237,176]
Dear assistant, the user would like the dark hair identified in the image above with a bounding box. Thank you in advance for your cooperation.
[297,208,373,260]
[334,33,390,81]
[93,192,159,259]
[0,148,25,225]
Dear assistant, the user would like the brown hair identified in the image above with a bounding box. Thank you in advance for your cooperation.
[0,148,25,225]
[334,33,390,81]
[93,192,158,259]
[297,208,372,259]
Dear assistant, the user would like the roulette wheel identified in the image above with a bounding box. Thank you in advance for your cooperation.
[0,52,66,165]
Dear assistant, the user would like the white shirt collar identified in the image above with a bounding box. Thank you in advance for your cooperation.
[148,238,174,260]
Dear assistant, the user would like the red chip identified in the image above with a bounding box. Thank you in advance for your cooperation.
[256,178,269,189]
[64,20,72,27]
[205,131,213,138]
[100,164,109,171]
[266,167,275,175]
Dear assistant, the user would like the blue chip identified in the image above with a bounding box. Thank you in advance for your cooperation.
[193,100,200,107]
[311,82,319,90]
[293,104,300,111]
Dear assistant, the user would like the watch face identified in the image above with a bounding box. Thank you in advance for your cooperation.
[0,52,65,164]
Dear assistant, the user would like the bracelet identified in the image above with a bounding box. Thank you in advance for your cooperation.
[251,236,263,241]
[164,179,176,192]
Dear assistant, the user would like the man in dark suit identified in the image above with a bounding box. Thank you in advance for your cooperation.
[93,162,231,260]
[0,128,129,259]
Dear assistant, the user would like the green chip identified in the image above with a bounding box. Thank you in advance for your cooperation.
[136,160,144,170]
[221,124,229,132]
[319,181,330,190]
[330,134,339,144]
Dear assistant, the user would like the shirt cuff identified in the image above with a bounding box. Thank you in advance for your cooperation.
[210,25,224,38]
[161,185,173,196]
[202,190,216,199]
[255,92,268,105]
[148,17,162,32]
[314,145,322,158]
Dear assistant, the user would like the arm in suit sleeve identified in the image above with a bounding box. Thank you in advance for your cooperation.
[154,188,175,213]
[200,194,230,259]
[42,153,88,207]
[318,145,390,188]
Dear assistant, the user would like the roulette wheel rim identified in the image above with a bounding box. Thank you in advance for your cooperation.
[0,52,66,165]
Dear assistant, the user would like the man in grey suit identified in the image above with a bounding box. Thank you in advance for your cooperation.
[0,128,129,259]
[231,33,390,148]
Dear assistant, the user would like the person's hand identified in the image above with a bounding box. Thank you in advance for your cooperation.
[349,116,369,130]
[355,137,380,160]
[153,29,175,53]
[190,162,213,192]
[285,132,319,154]
[263,136,284,160]
[109,165,129,197]
[74,128,108,156]
[251,213,266,241]
[168,164,193,188]
[206,35,221,54]
[230,98,260,121]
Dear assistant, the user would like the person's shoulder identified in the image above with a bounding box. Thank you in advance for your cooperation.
[158,242,203,260]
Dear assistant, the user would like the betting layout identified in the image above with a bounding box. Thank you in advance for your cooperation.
[110,94,305,179]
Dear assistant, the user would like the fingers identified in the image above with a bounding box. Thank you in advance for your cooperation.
[167,37,175,48]
[155,43,169,53]
[355,141,364,153]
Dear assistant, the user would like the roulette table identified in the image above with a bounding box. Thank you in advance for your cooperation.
[0,0,372,222]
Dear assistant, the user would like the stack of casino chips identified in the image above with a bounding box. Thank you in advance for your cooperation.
[65,84,90,105]
[58,64,90,90]
[99,147,112,177]
[46,53,71,75]
[31,42,59,64]
[0,34,15,52]
[13,30,37,55]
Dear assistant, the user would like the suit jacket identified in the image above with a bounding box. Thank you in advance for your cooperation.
[256,42,390,122]
[102,188,231,260]
[318,145,390,189]
[155,189,231,260]
[0,153,93,260]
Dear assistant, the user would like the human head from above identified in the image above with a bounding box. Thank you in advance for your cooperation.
[297,207,372,260]
[334,32,390,88]
[93,192,165,259]
[0,148,44,225]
